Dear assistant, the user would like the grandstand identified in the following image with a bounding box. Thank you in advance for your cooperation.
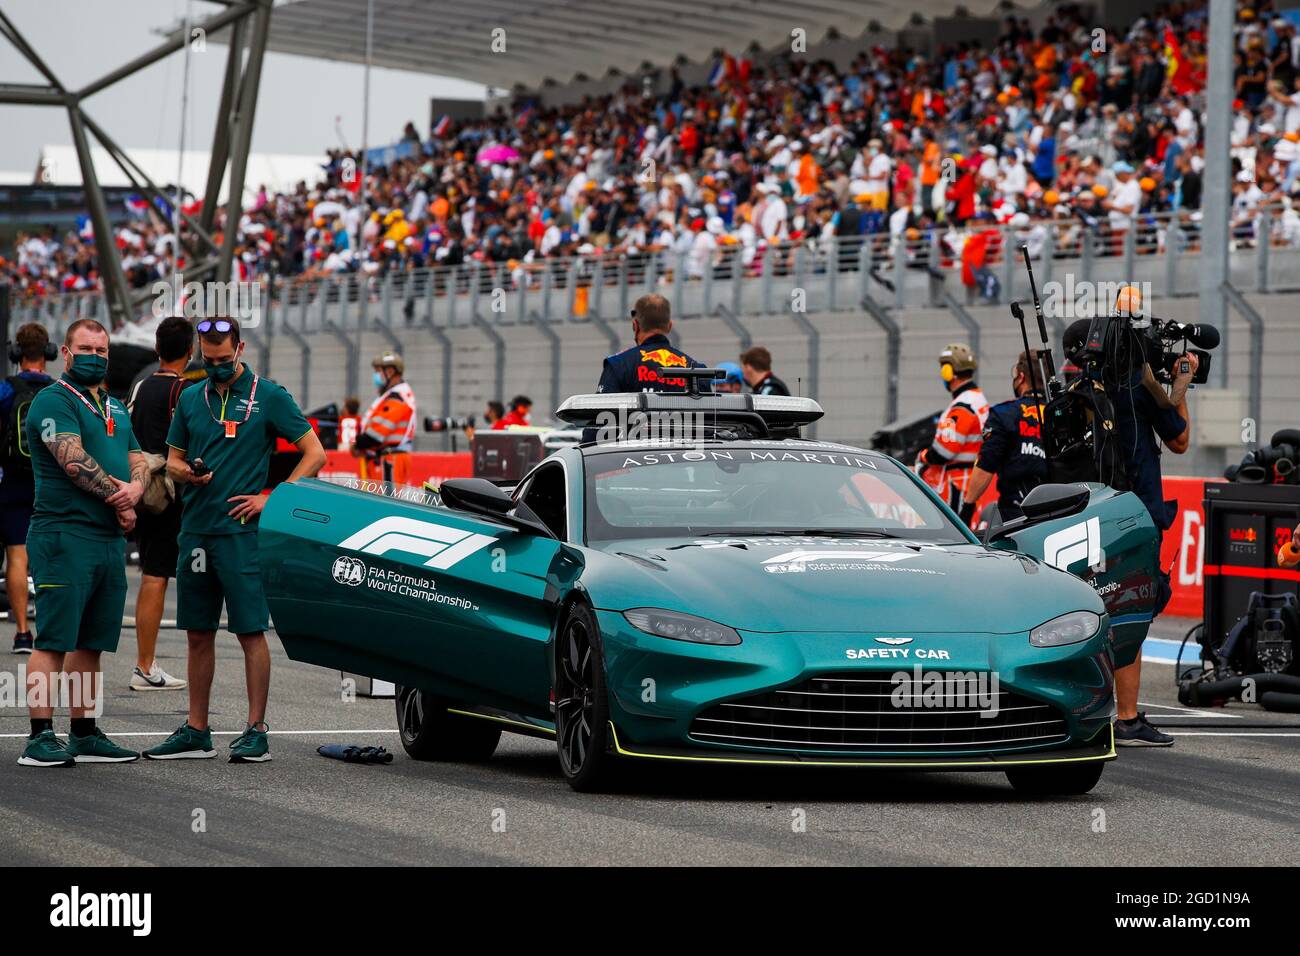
[2,0,1295,476]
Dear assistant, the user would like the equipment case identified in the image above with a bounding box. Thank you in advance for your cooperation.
[1202,483,1300,644]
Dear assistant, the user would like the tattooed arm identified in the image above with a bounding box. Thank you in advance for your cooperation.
[108,450,149,510]
[104,451,146,511]
[130,451,149,486]
[45,432,119,501]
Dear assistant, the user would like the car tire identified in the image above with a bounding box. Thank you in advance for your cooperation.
[554,602,620,792]
[1004,761,1105,796]
[394,685,501,762]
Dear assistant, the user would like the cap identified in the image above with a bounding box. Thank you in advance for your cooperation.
[717,361,743,384]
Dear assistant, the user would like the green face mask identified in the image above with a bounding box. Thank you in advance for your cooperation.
[205,358,239,383]
[66,353,108,386]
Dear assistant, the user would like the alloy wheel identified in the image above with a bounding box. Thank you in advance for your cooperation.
[556,617,595,774]
[398,685,425,744]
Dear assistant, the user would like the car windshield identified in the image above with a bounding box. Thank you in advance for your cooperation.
[583,446,969,543]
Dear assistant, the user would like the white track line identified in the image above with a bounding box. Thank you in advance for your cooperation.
[0,729,399,739]
[1165,732,1300,737]
[1138,701,1245,718]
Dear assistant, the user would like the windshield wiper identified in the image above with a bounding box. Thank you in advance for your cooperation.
[800,529,902,538]
[687,529,904,539]
[746,528,904,538]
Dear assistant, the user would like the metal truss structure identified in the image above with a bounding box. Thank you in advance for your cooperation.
[0,0,271,328]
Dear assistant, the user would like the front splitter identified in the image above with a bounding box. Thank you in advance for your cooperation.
[608,722,1115,770]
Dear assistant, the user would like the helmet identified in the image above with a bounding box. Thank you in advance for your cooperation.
[716,361,743,385]
[372,350,404,375]
[938,343,977,382]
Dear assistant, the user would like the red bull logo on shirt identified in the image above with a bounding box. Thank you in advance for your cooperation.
[637,348,689,387]
[639,348,688,368]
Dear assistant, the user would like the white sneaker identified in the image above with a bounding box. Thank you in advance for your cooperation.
[130,663,187,691]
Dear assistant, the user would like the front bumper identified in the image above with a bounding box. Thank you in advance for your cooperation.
[595,610,1116,766]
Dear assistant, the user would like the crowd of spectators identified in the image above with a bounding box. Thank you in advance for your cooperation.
[6,0,1300,308]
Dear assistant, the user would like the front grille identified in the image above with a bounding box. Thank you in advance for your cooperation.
[689,673,1068,754]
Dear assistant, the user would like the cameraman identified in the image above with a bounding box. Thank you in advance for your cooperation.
[1107,340,1198,747]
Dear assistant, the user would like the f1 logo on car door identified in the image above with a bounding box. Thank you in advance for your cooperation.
[339,516,495,569]
[1043,516,1101,572]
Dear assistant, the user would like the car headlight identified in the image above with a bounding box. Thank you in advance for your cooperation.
[1029,610,1102,648]
[623,608,742,645]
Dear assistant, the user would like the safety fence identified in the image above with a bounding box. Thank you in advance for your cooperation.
[9,207,1300,333]
[4,207,1292,436]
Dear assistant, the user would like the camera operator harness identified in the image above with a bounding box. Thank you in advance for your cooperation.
[1010,246,1217,491]
[1006,247,1127,490]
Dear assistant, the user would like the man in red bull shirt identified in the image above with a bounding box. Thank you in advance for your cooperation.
[597,294,708,393]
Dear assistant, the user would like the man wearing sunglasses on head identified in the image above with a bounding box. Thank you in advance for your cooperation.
[144,317,325,763]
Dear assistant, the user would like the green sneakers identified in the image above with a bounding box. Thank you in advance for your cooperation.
[142,723,216,760]
[66,727,139,763]
[228,723,271,763]
[17,729,75,768]
[19,727,138,766]
[141,723,270,762]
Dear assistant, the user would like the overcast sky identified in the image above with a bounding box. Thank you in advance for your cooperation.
[0,0,485,176]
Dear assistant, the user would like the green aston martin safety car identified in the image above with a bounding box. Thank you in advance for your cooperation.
[260,391,1160,794]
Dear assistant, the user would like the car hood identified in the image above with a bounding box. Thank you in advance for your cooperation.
[584,535,1103,634]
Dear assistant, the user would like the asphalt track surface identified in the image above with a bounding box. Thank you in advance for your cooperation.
[1,574,1297,866]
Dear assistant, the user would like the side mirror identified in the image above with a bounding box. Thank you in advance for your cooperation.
[438,477,556,539]
[983,483,1091,545]
[1020,483,1091,523]
[439,477,514,515]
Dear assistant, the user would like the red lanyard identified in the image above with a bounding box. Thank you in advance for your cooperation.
[203,371,259,439]
[57,379,115,436]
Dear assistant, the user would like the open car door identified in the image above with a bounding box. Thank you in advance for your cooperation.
[260,478,583,716]
[990,483,1160,665]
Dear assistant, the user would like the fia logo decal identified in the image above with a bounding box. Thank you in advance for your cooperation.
[331,555,366,586]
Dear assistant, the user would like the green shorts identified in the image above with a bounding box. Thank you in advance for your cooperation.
[28,530,127,654]
[175,531,270,635]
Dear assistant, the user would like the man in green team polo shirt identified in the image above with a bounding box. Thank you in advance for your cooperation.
[18,319,150,767]
[144,317,324,763]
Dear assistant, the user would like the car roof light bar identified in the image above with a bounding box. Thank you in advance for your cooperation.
[555,391,824,427]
